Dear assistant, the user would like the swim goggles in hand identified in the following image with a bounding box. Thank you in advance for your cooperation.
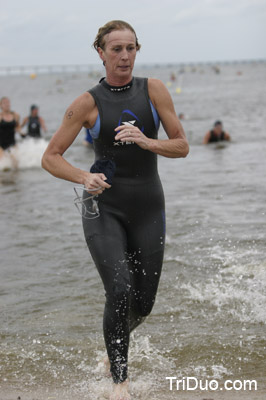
[73,186,100,219]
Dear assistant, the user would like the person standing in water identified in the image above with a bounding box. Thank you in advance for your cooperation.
[42,20,189,400]
[0,97,20,154]
[21,105,47,138]
[203,120,230,144]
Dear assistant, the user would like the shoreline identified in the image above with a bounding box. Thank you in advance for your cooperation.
[1,386,266,400]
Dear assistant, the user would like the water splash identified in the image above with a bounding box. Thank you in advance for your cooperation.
[178,259,266,324]
[0,138,48,171]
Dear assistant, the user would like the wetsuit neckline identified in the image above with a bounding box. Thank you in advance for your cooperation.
[100,77,134,92]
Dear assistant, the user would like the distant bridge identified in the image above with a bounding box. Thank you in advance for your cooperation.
[0,59,265,76]
[0,64,101,76]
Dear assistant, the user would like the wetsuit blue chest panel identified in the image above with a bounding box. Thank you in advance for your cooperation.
[88,77,160,180]
[88,114,100,139]
[88,99,160,140]
[89,100,160,140]
[150,100,160,131]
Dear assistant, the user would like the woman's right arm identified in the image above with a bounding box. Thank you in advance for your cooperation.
[42,92,110,195]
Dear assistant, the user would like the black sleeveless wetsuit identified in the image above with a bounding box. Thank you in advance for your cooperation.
[28,116,41,138]
[208,130,225,143]
[83,77,165,383]
[0,118,16,150]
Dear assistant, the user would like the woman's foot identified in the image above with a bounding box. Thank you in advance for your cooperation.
[109,379,130,400]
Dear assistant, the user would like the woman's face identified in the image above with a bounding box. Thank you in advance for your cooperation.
[1,97,11,112]
[98,29,137,82]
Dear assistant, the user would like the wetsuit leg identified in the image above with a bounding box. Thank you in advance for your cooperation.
[82,178,165,384]
[83,210,131,384]
[126,182,165,331]
[128,249,164,327]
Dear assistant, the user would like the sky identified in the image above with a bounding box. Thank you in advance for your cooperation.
[0,0,266,67]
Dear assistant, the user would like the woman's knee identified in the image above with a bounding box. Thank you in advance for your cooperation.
[105,282,131,311]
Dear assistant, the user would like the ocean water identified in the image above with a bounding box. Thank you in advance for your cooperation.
[0,61,266,399]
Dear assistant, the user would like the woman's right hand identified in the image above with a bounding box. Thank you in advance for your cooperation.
[83,172,111,195]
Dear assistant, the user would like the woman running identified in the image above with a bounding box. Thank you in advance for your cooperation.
[42,20,189,400]
[0,97,20,154]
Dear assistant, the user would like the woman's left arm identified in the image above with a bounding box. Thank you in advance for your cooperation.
[114,78,189,158]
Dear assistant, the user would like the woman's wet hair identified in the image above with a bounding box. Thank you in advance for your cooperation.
[93,20,141,51]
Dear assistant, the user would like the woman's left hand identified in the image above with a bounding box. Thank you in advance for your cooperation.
[114,125,151,150]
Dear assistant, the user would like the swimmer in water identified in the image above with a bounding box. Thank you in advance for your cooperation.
[42,20,189,400]
[203,120,231,144]
[0,97,21,163]
[21,105,47,138]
